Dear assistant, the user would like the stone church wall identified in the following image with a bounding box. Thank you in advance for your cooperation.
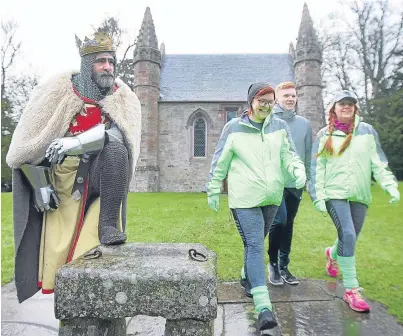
[157,102,245,192]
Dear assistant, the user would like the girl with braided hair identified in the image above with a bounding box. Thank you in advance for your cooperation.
[308,90,400,313]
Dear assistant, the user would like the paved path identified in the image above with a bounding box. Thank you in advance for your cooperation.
[2,279,402,335]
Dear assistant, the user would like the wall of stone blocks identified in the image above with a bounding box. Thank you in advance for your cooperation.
[156,102,245,192]
[295,60,326,136]
[131,60,161,192]
[296,86,326,136]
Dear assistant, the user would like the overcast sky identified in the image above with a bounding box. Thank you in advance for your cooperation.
[2,0,401,81]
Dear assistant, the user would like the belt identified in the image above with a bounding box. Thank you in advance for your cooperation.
[71,153,92,201]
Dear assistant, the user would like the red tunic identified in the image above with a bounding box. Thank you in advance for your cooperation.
[68,84,116,135]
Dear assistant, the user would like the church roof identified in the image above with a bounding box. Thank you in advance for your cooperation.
[159,54,294,102]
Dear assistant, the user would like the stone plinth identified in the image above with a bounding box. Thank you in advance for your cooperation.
[55,243,217,336]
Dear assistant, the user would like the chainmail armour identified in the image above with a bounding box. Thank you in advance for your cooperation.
[71,52,116,102]
[87,141,129,245]
[72,50,128,245]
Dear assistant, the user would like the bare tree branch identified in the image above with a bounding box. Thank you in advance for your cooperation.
[121,39,137,63]
[1,21,22,101]
[320,0,403,113]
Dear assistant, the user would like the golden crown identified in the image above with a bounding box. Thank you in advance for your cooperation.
[75,31,116,57]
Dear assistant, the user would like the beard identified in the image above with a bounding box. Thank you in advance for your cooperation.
[92,71,114,89]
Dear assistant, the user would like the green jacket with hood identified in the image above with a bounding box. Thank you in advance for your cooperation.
[308,114,397,206]
[207,112,305,209]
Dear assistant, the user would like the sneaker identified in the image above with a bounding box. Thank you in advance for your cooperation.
[257,308,278,331]
[280,267,299,285]
[343,288,371,313]
[268,263,284,286]
[325,247,338,278]
[240,278,252,298]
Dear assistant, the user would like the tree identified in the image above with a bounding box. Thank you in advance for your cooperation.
[1,21,39,188]
[370,89,403,179]
[390,49,403,90]
[319,0,403,178]
[320,0,403,114]
[6,74,38,120]
[369,47,403,178]
[1,21,21,100]
[1,21,21,188]
[1,21,21,134]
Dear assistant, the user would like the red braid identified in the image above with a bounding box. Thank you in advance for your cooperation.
[317,105,359,157]
[316,107,336,157]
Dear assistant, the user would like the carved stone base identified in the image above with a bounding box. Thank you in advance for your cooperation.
[59,318,126,336]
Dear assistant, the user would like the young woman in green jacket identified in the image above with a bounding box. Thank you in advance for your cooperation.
[207,83,306,331]
[309,90,400,313]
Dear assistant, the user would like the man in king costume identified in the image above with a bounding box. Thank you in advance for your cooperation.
[6,32,142,303]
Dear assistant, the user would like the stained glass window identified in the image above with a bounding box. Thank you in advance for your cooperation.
[193,118,206,157]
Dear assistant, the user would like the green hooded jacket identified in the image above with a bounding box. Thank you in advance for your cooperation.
[308,114,397,206]
[207,113,305,208]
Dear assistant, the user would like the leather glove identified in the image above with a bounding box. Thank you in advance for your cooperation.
[208,194,219,212]
[386,186,400,204]
[45,137,81,164]
[294,167,307,190]
[34,185,60,212]
[314,200,327,213]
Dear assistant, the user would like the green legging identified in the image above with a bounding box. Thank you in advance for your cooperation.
[326,200,367,289]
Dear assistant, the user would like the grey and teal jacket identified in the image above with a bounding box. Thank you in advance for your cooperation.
[308,114,397,206]
[273,105,312,188]
[207,112,305,208]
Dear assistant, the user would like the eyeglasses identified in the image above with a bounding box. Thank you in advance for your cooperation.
[257,99,275,107]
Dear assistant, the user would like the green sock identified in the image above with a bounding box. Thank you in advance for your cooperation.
[251,286,272,313]
[338,255,359,289]
[330,239,338,260]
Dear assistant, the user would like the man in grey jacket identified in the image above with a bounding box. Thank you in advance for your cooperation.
[267,82,312,286]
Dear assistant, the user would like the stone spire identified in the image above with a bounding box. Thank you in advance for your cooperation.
[135,7,158,49]
[293,3,325,136]
[133,7,161,64]
[132,6,161,192]
[295,3,321,62]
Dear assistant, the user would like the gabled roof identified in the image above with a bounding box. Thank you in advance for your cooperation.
[159,54,294,102]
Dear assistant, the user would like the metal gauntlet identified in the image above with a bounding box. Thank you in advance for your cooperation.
[70,123,106,155]
[46,124,106,163]
[21,164,60,212]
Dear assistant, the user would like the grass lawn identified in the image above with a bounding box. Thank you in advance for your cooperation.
[2,183,403,322]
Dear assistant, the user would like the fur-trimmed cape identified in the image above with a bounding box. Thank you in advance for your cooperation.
[7,71,141,176]
[6,72,141,302]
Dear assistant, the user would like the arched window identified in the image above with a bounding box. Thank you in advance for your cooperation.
[193,118,206,157]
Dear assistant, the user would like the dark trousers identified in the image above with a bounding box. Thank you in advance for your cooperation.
[268,188,302,268]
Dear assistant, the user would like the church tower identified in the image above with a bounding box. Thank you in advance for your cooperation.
[293,3,325,135]
[132,7,161,192]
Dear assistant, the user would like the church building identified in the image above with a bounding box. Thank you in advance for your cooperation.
[124,4,325,192]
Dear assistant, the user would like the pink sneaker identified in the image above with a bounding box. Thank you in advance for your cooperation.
[344,288,371,312]
[325,247,338,278]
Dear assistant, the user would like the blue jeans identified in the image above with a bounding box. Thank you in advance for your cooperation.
[231,206,278,288]
[268,188,302,268]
